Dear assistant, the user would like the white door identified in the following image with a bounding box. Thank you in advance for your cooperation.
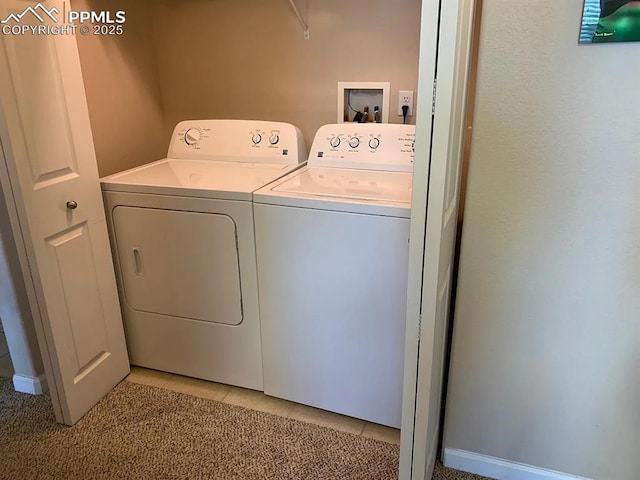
[0,0,129,425]
[400,0,476,478]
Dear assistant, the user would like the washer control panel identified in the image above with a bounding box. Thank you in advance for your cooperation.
[168,120,306,165]
[310,123,416,172]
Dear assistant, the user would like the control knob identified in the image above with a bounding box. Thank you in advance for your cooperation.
[184,128,201,145]
[369,138,380,149]
[269,134,280,145]
[329,136,341,148]
[252,133,262,145]
[348,137,360,148]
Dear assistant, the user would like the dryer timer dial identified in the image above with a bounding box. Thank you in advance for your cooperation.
[184,128,201,145]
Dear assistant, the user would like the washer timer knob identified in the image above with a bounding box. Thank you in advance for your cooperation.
[184,128,201,145]
[329,136,341,148]
[348,137,360,148]
[369,138,380,149]
[252,133,262,145]
[269,134,280,145]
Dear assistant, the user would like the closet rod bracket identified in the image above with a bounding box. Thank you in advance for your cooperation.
[288,0,309,40]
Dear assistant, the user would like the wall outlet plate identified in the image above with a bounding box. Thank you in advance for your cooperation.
[398,90,414,116]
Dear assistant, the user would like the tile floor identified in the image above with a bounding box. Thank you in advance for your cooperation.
[0,329,14,379]
[126,366,401,445]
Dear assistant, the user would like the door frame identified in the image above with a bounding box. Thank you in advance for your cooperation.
[401,0,477,478]
[399,0,441,477]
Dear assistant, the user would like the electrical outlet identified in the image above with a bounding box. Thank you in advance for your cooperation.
[398,90,414,116]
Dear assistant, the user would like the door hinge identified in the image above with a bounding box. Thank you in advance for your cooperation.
[431,78,437,115]
[26,256,33,278]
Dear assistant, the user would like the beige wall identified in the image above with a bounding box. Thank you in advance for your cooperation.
[0,183,44,386]
[150,0,422,149]
[74,0,167,177]
[75,0,422,169]
[444,0,640,479]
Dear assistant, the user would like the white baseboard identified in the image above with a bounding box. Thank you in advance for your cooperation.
[13,373,48,395]
[443,448,591,480]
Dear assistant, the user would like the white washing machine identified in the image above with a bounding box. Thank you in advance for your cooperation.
[254,123,415,427]
[101,120,305,390]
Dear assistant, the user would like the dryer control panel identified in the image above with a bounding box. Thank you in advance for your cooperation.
[168,120,306,165]
[309,123,416,172]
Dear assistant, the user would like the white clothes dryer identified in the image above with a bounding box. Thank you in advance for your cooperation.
[101,120,305,390]
[254,123,415,427]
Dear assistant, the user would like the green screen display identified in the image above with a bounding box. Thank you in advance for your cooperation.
[580,0,640,43]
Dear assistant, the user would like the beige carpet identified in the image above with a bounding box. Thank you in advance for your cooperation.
[0,378,486,480]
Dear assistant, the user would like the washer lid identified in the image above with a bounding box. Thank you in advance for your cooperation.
[101,158,300,201]
[274,167,412,203]
[255,166,412,217]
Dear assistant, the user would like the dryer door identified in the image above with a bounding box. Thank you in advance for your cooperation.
[112,206,243,326]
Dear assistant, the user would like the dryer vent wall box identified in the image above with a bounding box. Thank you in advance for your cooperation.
[100,120,306,391]
[254,123,416,428]
[337,82,390,124]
